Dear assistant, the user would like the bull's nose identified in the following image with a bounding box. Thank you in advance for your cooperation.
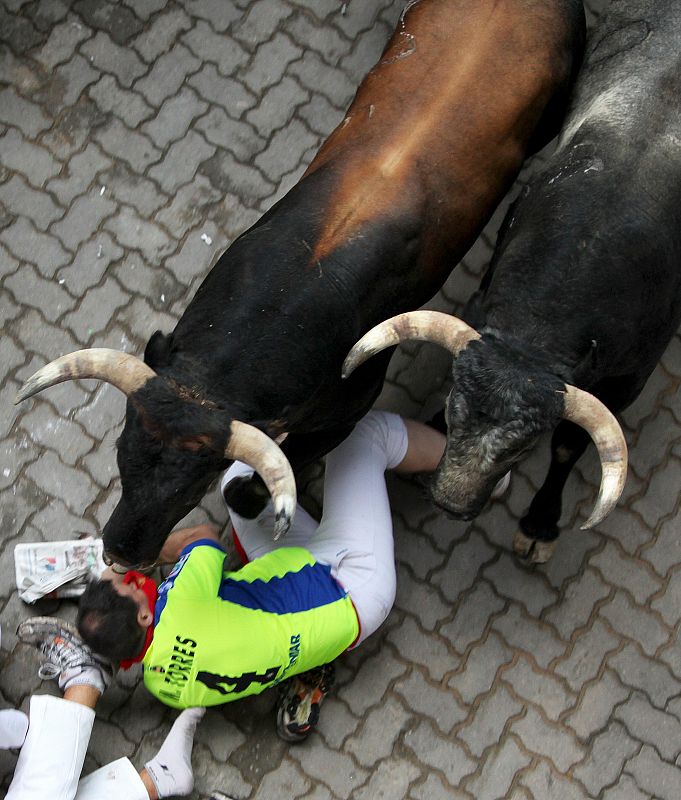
[430,496,480,521]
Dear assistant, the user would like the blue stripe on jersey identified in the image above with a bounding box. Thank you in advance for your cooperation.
[218,561,346,614]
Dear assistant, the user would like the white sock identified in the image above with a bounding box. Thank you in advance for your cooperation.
[144,707,205,798]
[0,709,29,749]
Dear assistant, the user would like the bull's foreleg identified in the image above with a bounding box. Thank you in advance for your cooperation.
[223,425,355,520]
[515,420,590,563]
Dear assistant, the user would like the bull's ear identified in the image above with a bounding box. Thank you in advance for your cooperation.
[144,331,174,369]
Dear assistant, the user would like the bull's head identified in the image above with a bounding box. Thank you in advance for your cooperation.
[15,349,296,567]
[343,311,627,529]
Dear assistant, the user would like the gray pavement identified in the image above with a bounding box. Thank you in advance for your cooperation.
[1,1,680,798]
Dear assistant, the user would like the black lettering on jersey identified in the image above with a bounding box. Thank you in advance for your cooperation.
[196,666,280,695]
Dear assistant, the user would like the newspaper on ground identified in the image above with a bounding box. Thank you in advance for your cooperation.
[14,538,106,603]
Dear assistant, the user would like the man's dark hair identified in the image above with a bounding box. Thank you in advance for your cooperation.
[77,579,146,663]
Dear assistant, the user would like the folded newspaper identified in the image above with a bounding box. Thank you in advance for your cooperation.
[14,538,106,603]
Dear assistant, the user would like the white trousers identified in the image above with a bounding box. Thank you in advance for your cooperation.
[6,695,147,800]
[222,410,408,645]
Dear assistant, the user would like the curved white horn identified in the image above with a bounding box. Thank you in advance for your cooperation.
[225,421,297,540]
[343,310,480,379]
[15,349,156,403]
[561,385,628,530]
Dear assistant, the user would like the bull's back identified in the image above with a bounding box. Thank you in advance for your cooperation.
[483,0,681,379]
[306,0,585,270]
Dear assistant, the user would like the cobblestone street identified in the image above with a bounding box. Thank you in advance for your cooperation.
[3,1,681,798]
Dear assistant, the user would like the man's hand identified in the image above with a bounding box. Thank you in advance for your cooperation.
[158,524,221,565]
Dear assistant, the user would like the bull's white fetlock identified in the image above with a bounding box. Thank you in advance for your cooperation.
[512,530,557,563]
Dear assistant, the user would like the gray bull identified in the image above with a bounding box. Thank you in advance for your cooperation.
[346,0,681,561]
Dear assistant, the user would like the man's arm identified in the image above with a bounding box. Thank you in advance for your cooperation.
[157,523,221,565]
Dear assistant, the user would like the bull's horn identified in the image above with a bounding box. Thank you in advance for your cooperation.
[342,310,480,378]
[561,385,628,530]
[225,421,297,540]
[15,349,156,403]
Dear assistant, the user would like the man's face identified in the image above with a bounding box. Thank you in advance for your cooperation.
[101,568,153,626]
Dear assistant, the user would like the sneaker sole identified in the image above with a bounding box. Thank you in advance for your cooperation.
[17,616,80,645]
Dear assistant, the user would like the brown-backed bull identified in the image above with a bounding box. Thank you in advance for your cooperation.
[345,0,681,562]
[15,0,585,567]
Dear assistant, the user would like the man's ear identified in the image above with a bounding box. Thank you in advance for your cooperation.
[137,606,153,628]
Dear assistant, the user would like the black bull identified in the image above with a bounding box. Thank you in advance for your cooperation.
[16,0,585,566]
[347,0,681,563]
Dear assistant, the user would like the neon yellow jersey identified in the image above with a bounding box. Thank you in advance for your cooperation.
[143,540,359,709]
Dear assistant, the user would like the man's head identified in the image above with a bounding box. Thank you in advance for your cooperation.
[77,571,155,663]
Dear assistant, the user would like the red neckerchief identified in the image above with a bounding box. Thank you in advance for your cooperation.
[119,571,158,670]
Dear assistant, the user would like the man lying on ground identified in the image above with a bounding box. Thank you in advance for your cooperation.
[76,410,502,739]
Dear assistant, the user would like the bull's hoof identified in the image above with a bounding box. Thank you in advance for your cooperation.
[512,530,557,564]
[222,475,270,519]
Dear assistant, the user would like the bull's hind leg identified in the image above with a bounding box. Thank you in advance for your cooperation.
[514,421,590,563]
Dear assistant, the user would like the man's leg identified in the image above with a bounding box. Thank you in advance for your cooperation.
[221,462,319,561]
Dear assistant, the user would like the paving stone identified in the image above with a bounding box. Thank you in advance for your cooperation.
[142,86,208,149]
[255,118,320,182]
[132,6,192,62]
[153,174,221,239]
[554,618,620,691]
[591,541,662,604]
[595,506,656,557]
[431,535,497,603]
[410,773,469,800]
[544,568,611,640]
[615,692,681,761]
[0,128,62,187]
[337,648,406,716]
[32,53,99,110]
[47,142,113,205]
[458,685,523,758]
[353,757,420,800]
[341,19,393,84]
[632,458,681,528]
[163,221,228,287]
[148,130,215,193]
[394,564,450,631]
[651,567,681,626]
[599,590,668,657]
[573,720,640,796]
[345,695,411,766]
[103,205,174,262]
[467,737,532,800]
[297,92,344,137]
[56,232,123,295]
[289,736,368,799]
[290,51,356,108]
[188,63,257,115]
[94,118,162,173]
[316,696,360,750]
[0,7,45,54]
[1,217,70,272]
[41,96,110,161]
[99,161,167,217]
[625,745,681,800]
[24,449,99,512]
[564,668,630,740]
[63,277,129,341]
[243,33,303,94]
[5,264,75,322]
[520,760,591,800]
[449,632,512,705]
[388,617,456,682]
[601,774,649,800]
[512,706,585,772]
[405,720,476,786]
[32,17,91,69]
[30,495,97,541]
[492,603,567,669]
[394,669,467,734]
[75,0,144,44]
[121,0,166,19]
[0,175,63,231]
[439,580,505,652]
[51,189,117,252]
[643,515,681,576]
[88,74,155,128]
[483,552,559,617]
[0,87,52,138]
[503,657,575,722]
[182,0,242,32]
[195,106,265,160]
